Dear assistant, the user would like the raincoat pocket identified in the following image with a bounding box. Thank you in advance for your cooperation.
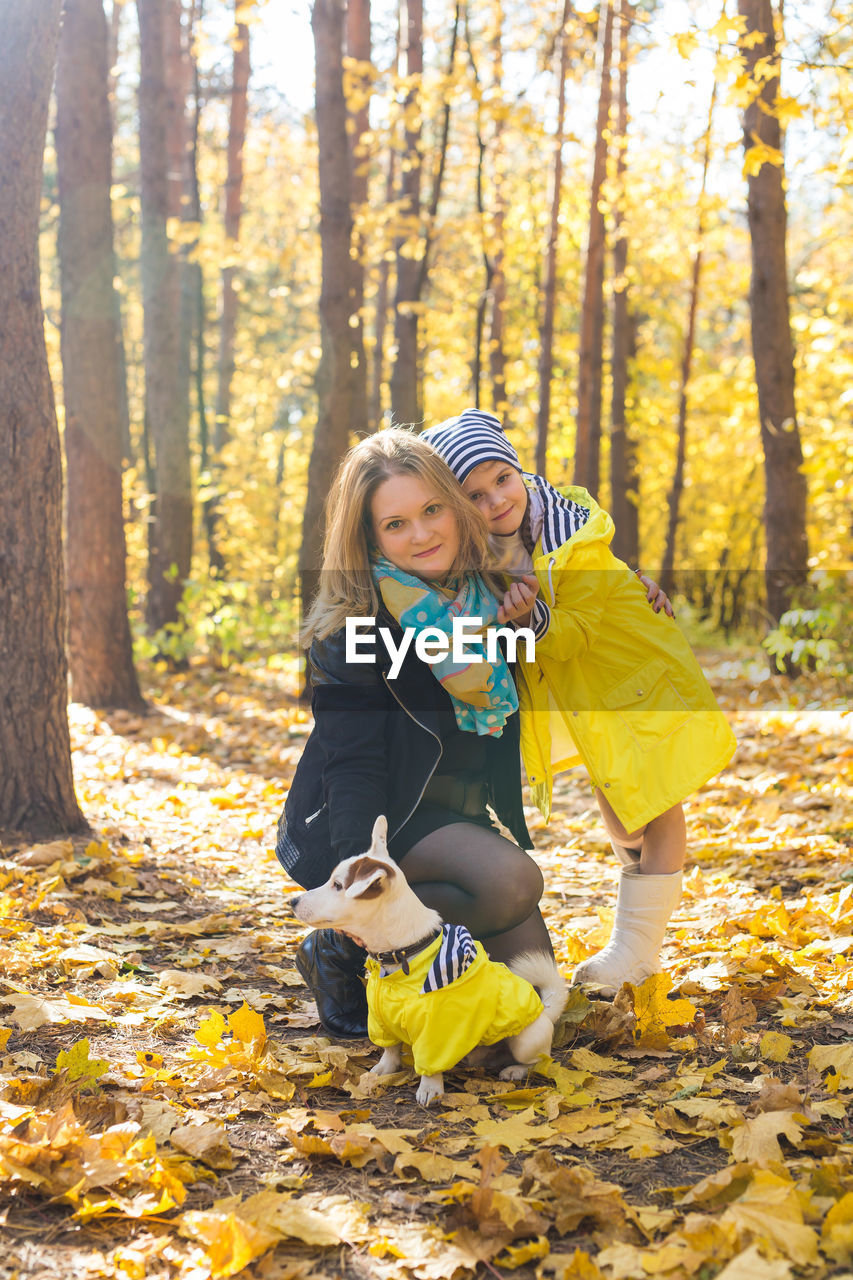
[601,656,691,751]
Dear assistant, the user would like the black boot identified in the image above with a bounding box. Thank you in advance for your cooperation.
[295,929,368,1038]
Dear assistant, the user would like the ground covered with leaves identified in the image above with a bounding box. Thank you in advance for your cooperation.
[0,648,851,1280]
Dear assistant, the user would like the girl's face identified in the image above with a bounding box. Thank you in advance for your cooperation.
[370,473,461,580]
[461,460,528,535]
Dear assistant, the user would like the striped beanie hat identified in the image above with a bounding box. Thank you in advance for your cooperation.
[421,407,522,484]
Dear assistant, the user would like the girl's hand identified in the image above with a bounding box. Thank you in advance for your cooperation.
[636,572,675,618]
[497,574,540,626]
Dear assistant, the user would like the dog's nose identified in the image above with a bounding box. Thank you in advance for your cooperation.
[288,894,303,915]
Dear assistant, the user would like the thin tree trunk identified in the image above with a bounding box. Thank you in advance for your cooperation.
[56,0,144,710]
[370,145,397,430]
[347,0,371,433]
[389,0,459,425]
[536,0,572,476]
[208,0,250,574]
[0,0,85,835]
[738,0,808,637]
[186,0,212,559]
[609,0,638,566]
[369,6,401,432]
[659,75,718,598]
[138,0,193,634]
[487,4,509,423]
[465,8,492,409]
[389,0,424,426]
[299,0,354,583]
[574,0,613,493]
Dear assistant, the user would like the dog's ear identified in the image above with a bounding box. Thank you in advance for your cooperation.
[369,815,389,859]
[344,855,393,899]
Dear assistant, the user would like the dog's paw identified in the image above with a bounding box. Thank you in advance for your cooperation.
[415,1073,444,1106]
[499,1063,529,1082]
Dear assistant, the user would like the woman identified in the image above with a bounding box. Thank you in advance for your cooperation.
[276,429,551,1037]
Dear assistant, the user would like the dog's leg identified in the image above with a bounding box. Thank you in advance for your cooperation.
[502,1011,554,1080]
[369,1044,403,1075]
[416,1072,444,1107]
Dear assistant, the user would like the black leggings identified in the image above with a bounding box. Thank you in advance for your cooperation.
[390,806,553,963]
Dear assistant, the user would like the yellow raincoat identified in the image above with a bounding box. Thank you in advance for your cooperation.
[516,486,736,833]
[366,934,543,1076]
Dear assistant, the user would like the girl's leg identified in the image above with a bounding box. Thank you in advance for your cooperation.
[573,793,686,993]
[595,790,686,874]
[398,822,553,959]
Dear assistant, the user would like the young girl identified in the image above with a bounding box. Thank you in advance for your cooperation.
[277,428,554,1037]
[423,407,737,993]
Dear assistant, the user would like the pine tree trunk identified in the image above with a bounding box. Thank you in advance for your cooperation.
[738,0,808,632]
[659,77,717,598]
[574,0,613,494]
[609,0,638,567]
[208,1,250,574]
[56,0,144,710]
[536,0,572,476]
[0,0,85,836]
[299,0,354,583]
[389,0,424,426]
[347,0,371,433]
[487,4,509,424]
[138,0,193,634]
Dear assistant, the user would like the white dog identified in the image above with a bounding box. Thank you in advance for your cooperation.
[291,815,566,1106]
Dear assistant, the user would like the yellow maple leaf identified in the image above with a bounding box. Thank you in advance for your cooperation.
[228,1003,266,1055]
[759,1030,793,1063]
[54,1039,109,1089]
[808,1042,853,1091]
[494,1236,550,1268]
[471,1108,551,1154]
[195,1010,227,1049]
[631,974,697,1049]
[728,1110,804,1164]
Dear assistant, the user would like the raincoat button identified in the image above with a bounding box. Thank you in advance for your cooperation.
[636,688,643,696]
[604,782,611,788]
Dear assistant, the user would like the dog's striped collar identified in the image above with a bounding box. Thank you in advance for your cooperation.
[369,928,443,976]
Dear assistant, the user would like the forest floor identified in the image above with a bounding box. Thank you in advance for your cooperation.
[0,647,852,1280]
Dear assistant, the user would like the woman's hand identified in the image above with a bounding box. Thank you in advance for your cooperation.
[636,571,675,618]
[497,574,540,626]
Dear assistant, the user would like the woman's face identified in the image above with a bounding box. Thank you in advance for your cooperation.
[461,460,528,534]
[370,473,461,580]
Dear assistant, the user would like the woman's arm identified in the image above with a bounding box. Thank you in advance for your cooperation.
[310,633,392,862]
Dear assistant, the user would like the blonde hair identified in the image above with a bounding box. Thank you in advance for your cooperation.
[302,427,497,645]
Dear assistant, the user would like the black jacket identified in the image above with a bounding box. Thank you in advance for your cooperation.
[276,611,532,888]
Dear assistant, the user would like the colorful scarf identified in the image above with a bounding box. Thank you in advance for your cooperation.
[371,557,518,736]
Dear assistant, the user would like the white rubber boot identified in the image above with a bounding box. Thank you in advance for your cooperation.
[572,866,682,994]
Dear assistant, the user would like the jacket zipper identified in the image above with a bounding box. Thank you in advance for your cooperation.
[381,670,442,838]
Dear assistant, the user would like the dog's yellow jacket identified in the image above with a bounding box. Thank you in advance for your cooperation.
[365,934,544,1076]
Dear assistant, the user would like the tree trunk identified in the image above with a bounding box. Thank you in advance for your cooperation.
[207,0,251,574]
[574,0,613,494]
[536,0,572,476]
[609,0,638,567]
[389,0,424,426]
[138,0,193,634]
[738,0,808,632]
[0,0,85,835]
[299,0,354,584]
[56,0,144,710]
[369,6,401,432]
[659,75,717,598]
[487,5,509,424]
[347,0,371,433]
